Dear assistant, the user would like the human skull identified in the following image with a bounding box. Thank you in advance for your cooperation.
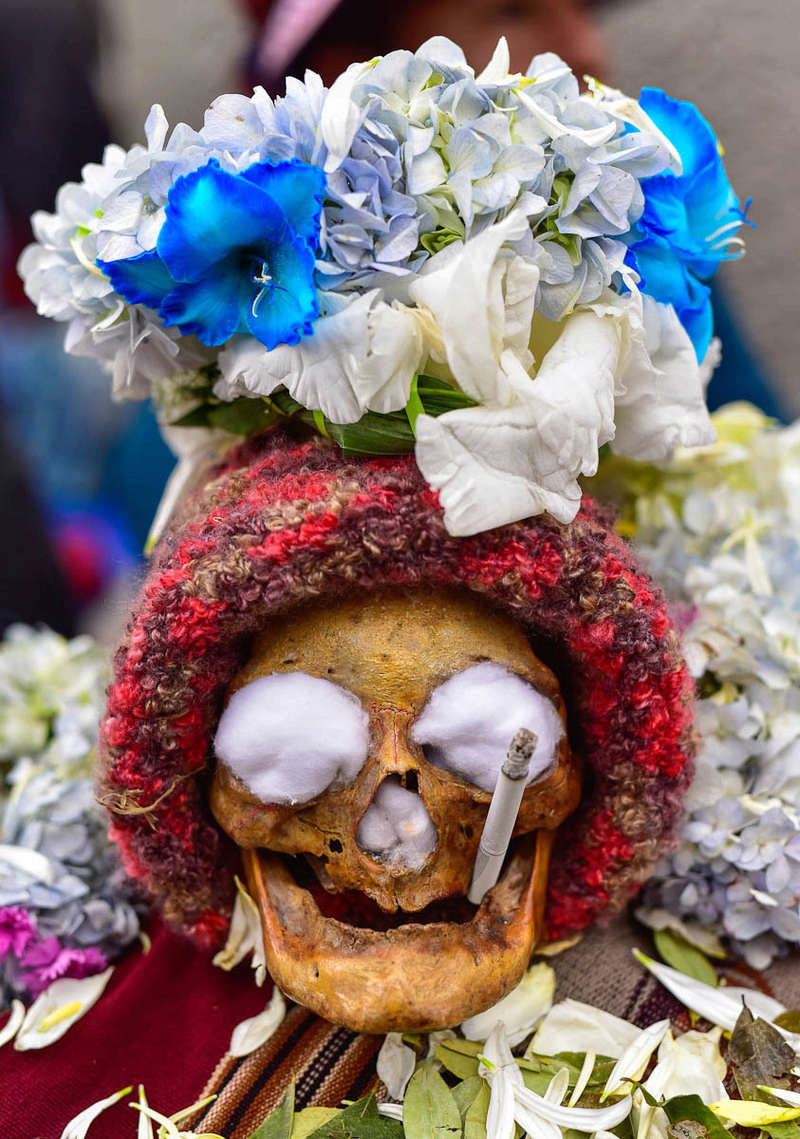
[210,587,580,1033]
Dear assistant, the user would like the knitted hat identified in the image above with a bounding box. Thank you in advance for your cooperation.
[100,428,694,949]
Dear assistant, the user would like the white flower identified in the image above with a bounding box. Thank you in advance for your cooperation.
[461,961,555,1046]
[0,1000,25,1047]
[228,986,286,1057]
[212,877,267,986]
[59,1085,132,1139]
[633,951,800,1046]
[634,1028,726,1139]
[530,998,642,1059]
[482,1025,634,1138]
[217,291,424,424]
[601,1018,671,1098]
[15,967,114,1050]
[610,293,716,461]
[414,306,621,534]
[376,1033,417,1099]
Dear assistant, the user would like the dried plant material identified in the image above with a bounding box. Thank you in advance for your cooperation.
[728,1004,795,1101]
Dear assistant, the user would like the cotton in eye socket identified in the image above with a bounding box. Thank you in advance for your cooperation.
[410,662,564,792]
[213,671,370,806]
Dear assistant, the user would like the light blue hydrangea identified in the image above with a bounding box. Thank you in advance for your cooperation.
[0,627,143,1006]
[598,407,800,968]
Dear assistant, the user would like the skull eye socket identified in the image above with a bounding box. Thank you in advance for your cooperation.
[213,671,370,806]
[409,662,564,793]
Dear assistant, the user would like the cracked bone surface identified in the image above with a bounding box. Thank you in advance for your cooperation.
[210,587,581,1033]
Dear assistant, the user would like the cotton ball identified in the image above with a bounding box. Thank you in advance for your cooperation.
[356,777,438,869]
[214,671,370,806]
[410,662,564,792]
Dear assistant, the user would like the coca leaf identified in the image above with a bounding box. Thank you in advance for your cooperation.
[728,1004,796,1100]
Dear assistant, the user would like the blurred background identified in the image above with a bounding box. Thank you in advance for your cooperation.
[0,0,796,636]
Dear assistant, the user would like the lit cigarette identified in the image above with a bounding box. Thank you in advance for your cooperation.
[467,728,537,906]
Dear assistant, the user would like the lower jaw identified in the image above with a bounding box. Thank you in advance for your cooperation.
[243,830,554,1034]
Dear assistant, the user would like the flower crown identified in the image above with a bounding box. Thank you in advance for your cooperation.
[19,36,748,538]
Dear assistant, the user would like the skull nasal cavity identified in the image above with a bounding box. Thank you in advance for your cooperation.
[356,776,437,870]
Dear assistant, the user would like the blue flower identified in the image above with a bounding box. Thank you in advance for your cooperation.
[98,157,325,349]
[625,88,747,361]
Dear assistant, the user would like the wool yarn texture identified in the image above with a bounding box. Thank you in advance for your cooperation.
[99,429,694,948]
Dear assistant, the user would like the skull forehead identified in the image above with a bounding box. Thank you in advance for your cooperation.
[230,587,560,709]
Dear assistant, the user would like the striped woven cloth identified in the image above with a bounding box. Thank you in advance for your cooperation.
[194,915,800,1137]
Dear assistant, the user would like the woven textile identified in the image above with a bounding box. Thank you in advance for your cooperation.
[100,428,695,948]
[193,916,800,1138]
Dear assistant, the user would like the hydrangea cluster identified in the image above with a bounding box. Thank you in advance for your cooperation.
[0,626,142,1006]
[590,405,800,968]
[19,37,746,539]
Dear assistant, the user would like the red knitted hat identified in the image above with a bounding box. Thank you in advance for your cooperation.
[100,428,694,949]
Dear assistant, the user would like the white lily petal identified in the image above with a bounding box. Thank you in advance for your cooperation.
[409,208,535,404]
[132,1104,179,1137]
[414,309,620,535]
[762,1087,800,1107]
[514,1081,634,1130]
[60,1085,132,1139]
[0,1000,25,1047]
[212,877,267,986]
[137,1086,155,1139]
[634,951,794,1038]
[545,1067,570,1104]
[0,843,54,884]
[602,1018,671,1099]
[378,1103,405,1121]
[229,987,286,1058]
[531,999,641,1060]
[217,294,422,424]
[610,295,716,461]
[512,1099,562,1139]
[720,987,787,1023]
[569,1051,596,1107]
[376,1033,416,1100]
[644,1029,726,1107]
[480,1024,524,1139]
[462,962,555,1046]
[16,968,114,1050]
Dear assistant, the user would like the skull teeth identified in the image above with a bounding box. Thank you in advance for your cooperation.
[242,831,552,1034]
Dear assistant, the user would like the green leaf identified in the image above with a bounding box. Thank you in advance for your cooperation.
[292,1108,342,1139]
[728,1004,795,1100]
[464,1081,490,1139]
[434,1040,481,1080]
[774,1011,800,1033]
[451,1076,484,1120]
[405,375,425,435]
[654,928,718,987]
[306,1093,403,1139]
[663,1094,735,1139]
[403,1066,462,1139]
[248,1081,295,1139]
[519,1052,616,1087]
[761,1120,800,1139]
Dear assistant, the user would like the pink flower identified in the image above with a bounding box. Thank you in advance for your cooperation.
[0,907,37,959]
[19,939,108,997]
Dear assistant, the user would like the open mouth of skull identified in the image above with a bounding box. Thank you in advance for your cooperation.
[281,849,481,929]
[210,588,581,1033]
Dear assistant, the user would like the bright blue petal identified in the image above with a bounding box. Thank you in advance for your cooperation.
[245,235,317,350]
[676,284,713,362]
[639,174,689,241]
[158,255,246,346]
[157,159,287,283]
[241,159,325,246]
[97,250,175,308]
[630,235,693,310]
[639,88,718,178]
